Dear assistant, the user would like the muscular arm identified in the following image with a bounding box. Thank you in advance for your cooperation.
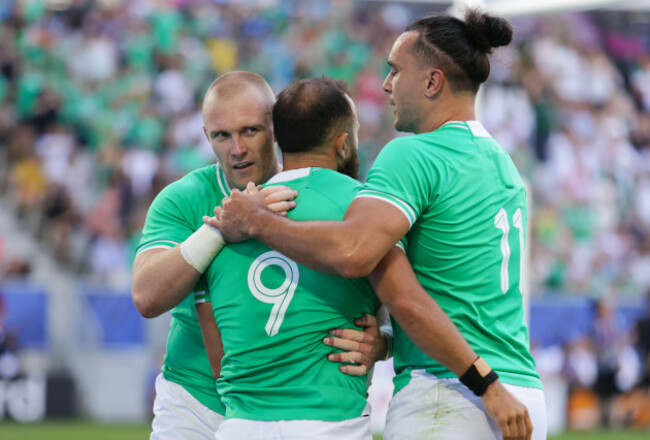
[133,186,296,318]
[370,247,533,439]
[132,247,200,318]
[212,193,410,278]
[368,247,478,374]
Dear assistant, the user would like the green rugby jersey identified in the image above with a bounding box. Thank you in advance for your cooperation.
[206,167,376,421]
[136,163,232,415]
[357,121,541,393]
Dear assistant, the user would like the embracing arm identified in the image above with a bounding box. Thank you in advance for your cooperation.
[132,248,201,318]
[369,247,533,440]
[132,222,224,318]
[210,192,410,278]
[368,247,478,374]
[133,185,296,318]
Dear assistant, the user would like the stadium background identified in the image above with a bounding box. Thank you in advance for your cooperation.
[0,0,649,438]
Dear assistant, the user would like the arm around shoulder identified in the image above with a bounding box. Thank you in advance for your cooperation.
[223,195,410,278]
[132,247,200,318]
[368,246,479,375]
[369,247,533,439]
[133,174,226,317]
[132,224,226,318]
[211,184,409,277]
[333,197,411,278]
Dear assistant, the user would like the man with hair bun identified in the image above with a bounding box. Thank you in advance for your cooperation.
[212,9,546,440]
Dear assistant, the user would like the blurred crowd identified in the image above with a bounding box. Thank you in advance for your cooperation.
[0,0,648,299]
[533,296,650,429]
[498,13,650,300]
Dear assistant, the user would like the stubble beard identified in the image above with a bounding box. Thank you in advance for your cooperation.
[338,152,360,181]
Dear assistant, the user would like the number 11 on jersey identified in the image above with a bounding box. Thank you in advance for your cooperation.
[494,208,524,294]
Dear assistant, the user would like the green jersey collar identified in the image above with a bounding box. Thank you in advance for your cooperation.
[440,120,491,138]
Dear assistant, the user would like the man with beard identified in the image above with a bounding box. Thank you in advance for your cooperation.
[204,77,391,439]
[134,72,387,440]
[209,9,546,440]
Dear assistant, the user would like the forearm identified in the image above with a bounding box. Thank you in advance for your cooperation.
[390,294,476,375]
[248,210,375,277]
[132,247,200,318]
[371,249,532,437]
[215,193,410,277]
[368,248,477,376]
[240,199,408,278]
[133,224,226,318]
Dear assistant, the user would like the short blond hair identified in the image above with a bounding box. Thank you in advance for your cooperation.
[202,71,275,116]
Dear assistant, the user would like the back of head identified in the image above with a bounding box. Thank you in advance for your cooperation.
[273,77,352,154]
[405,8,513,94]
[202,71,275,115]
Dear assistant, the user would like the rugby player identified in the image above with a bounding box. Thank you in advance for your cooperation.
[210,10,547,440]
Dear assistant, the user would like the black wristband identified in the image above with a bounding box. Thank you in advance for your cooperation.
[459,357,499,397]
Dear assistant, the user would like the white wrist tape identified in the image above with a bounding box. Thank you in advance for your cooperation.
[180,224,226,273]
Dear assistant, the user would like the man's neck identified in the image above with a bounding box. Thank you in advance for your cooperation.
[417,93,477,134]
[281,151,337,172]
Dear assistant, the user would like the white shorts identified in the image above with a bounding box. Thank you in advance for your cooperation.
[151,374,225,440]
[215,415,373,440]
[384,370,547,440]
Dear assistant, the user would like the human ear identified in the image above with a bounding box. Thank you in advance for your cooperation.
[335,132,348,159]
[425,69,444,97]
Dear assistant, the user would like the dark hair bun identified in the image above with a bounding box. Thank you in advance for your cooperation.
[464,9,513,54]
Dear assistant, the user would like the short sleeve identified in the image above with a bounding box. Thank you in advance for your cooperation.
[396,235,408,253]
[136,183,196,254]
[356,137,439,229]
